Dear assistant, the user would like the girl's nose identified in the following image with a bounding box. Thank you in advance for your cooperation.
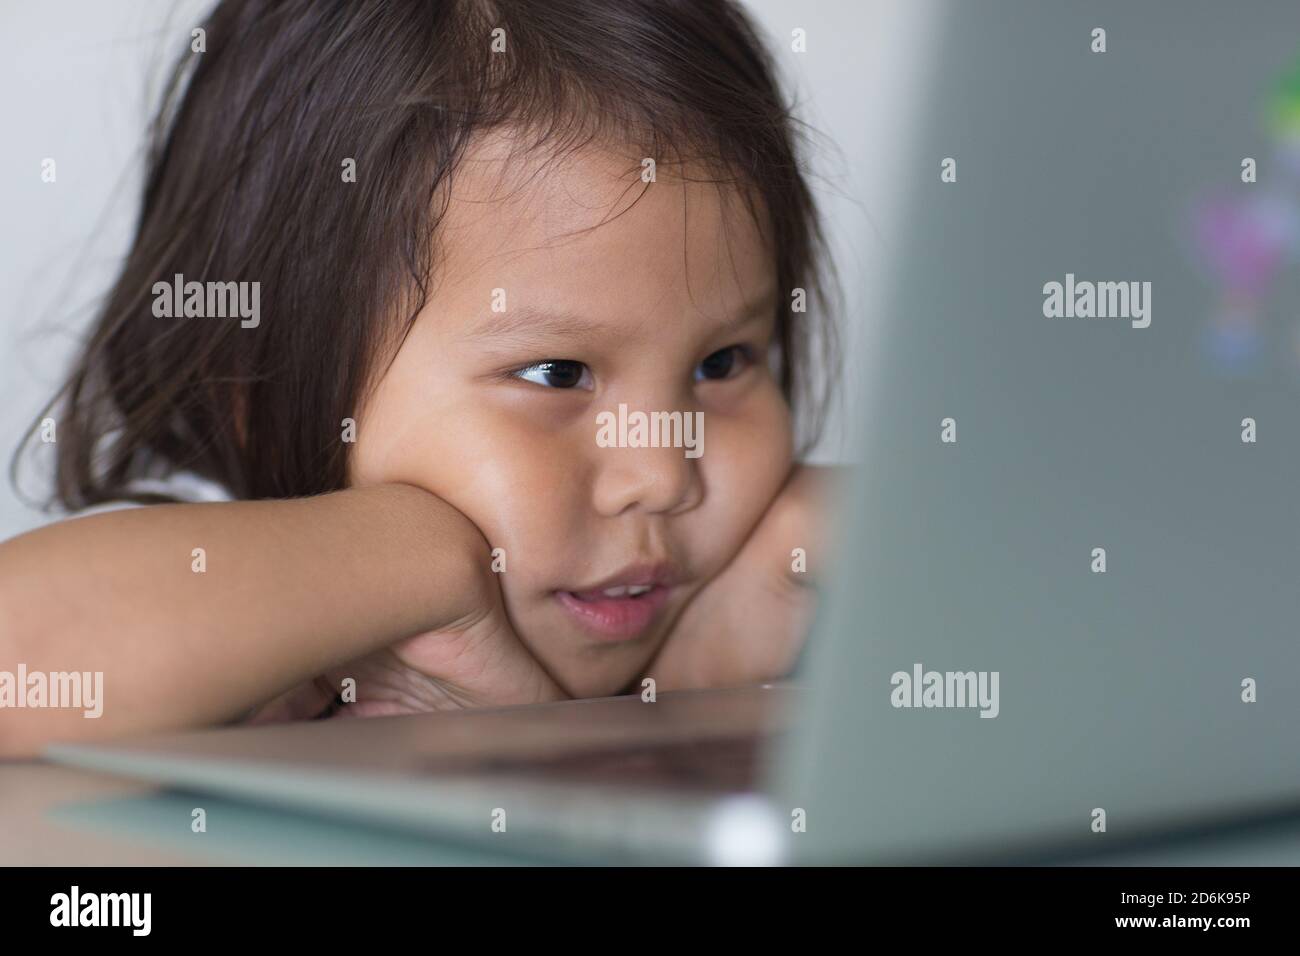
[591,438,703,518]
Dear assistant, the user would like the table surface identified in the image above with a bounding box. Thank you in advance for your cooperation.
[5,760,1300,866]
[4,763,197,866]
[2,761,539,865]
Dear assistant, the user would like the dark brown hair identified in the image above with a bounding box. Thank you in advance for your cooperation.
[15,0,837,510]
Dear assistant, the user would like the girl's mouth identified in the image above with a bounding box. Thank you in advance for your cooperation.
[555,584,673,641]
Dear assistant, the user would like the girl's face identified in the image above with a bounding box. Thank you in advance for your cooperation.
[349,137,793,697]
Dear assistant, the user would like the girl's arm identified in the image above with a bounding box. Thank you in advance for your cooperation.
[0,484,495,757]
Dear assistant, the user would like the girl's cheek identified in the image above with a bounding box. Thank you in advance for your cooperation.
[717,386,794,483]
[693,393,795,559]
[416,412,589,564]
[352,382,793,596]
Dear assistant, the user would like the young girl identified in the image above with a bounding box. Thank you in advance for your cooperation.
[0,0,839,757]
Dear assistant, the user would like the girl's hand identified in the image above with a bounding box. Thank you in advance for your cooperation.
[248,502,567,722]
[325,574,567,718]
[639,465,841,692]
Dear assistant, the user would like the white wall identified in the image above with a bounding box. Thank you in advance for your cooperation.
[0,0,211,536]
[0,0,938,538]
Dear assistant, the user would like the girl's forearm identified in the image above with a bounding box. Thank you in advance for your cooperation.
[0,484,486,757]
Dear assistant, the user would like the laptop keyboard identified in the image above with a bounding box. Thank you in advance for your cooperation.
[423,733,778,794]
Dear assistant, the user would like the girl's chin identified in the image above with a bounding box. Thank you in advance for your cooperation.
[521,628,668,701]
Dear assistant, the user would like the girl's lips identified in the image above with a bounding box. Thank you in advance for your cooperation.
[555,585,672,641]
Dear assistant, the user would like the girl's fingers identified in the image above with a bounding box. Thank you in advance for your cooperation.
[244,676,336,724]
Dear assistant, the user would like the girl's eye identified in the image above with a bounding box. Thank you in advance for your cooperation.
[695,345,751,382]
[512,360,593,390]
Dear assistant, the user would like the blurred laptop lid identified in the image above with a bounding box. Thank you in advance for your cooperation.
[772,0,1300,863]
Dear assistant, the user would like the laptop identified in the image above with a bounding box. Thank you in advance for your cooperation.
[46,0,1300,864]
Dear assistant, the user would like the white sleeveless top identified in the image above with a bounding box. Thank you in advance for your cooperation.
[69,470,234,517]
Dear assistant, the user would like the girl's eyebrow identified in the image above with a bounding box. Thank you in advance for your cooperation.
[463,306,606,344]
[463,290,779,347]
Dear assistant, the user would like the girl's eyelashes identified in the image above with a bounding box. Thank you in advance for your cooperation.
[507,344,756,391]
[694,344,754,383]
[510,359,594,390]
